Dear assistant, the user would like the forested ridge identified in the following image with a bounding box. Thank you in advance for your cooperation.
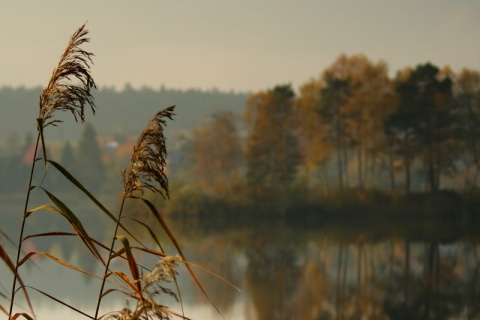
[0,84,250,141]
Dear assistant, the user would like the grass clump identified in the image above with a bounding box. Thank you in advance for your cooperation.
[1,23,228,320]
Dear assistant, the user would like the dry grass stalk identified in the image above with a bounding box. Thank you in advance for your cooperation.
[103,256,187,320]
[122,106,175,198]
[9,23,96,320]
[39,23,96,127]
[96,106,175,319]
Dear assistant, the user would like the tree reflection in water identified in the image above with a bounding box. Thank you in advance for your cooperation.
[187,237,241,315]
[10,208,480,320]
[169,216,480,320]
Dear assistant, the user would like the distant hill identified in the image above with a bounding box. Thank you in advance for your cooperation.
[0,85,251,142]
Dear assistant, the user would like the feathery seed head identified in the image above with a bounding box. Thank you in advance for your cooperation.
[123,106,175,198]
[39,23,96,128]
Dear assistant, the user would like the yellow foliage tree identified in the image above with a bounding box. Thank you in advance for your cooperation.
[244,85,301,190]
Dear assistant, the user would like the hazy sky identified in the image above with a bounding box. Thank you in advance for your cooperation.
[1,1,480,93]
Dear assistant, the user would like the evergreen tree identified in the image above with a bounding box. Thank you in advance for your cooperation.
[455,68,480,188]
[61,141,76,169]
[75,123,105,194]
[387,63,454,192]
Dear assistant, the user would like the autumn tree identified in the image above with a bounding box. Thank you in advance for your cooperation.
[339,56,396,188]
[316,54,395,189]
[297,78,330,187]
[244,84,301,190]
[190,111,242,194]
[318,74,351,189]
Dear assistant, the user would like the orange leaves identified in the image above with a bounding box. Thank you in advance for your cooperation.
[191,111,242,194]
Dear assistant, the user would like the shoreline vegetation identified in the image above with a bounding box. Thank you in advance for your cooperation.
[117,185,480,246]
[138,185,479,219]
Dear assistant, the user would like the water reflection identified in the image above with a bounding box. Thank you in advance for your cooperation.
[2,196,480,320]
[169,215,480,320]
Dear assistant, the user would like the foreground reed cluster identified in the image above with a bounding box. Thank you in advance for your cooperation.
[0,23,227,320]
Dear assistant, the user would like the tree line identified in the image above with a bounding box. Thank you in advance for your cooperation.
[4,53,480,202]
[186,54,480,197]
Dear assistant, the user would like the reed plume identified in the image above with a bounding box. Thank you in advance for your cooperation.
[122,106,175,198]
[39,23,96,127]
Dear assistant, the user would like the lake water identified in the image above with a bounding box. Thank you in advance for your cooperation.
[1,193,480,320]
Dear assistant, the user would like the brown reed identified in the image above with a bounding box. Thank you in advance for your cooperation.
[9,23,96,320]
[95,106,176,319]
[39,23,96,128]
[122,106,175,198]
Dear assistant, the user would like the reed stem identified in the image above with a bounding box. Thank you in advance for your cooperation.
[8,132,41,319]
[94,196,127,319]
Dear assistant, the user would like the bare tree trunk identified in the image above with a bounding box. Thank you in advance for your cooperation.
[389,138,396,192]
[404,241,410,304]
[424,242,438,320]
[405,133,411,193]
[341,246,349,319]
[336,244,345,319]
[337,142,344,190]
[358,143,364,189]
[336,118,344,190]
[356,243,364,315]
[342,134,350,189]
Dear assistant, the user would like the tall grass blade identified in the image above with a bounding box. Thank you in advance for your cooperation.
[36,119,47,168]
[98,288,134,300]
[22,231,78,239]
[115,237,142,297]
[48,160,110,215]
[125,217,165,252]
[48,160,142,244]
[139,198,225,318]
[110,271,140,296]
[24,204,61,218]
[24,287,94,320]
[0,228,15,247]
[17,252,102,281]
[0,305,7,316]
[48,160,114,218]
[11,313,34,320]
[1,242,19,273]
[41,189,105,265]
[23,232,111,255]
[1,238,35,319]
